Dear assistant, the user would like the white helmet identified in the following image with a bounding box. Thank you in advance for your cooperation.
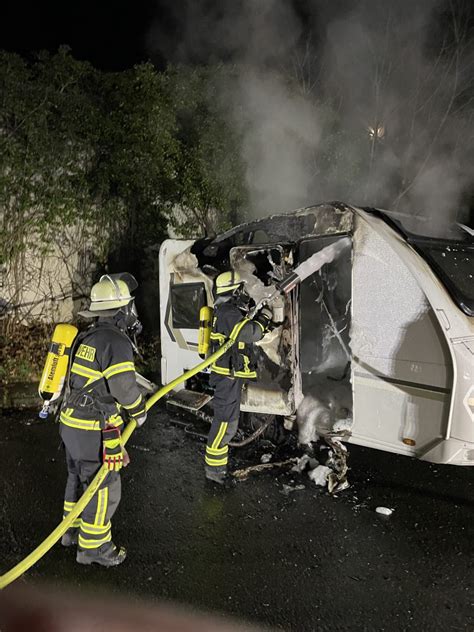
[79,273,138,317]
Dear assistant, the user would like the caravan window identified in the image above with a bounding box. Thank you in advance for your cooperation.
[170,283,206,329]
[410,240,473,317]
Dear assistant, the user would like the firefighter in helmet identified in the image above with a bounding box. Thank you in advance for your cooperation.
[59,273,147,566]
[205,270,273,485]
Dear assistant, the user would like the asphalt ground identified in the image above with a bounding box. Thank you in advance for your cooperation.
[0,407,473,631]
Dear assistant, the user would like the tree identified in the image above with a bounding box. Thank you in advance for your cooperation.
[165,65,247,237]
[90,62,179,254]
[0,50,250,326]
[0,48,105,321]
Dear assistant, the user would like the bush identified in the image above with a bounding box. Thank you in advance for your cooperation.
[0,320,51,386]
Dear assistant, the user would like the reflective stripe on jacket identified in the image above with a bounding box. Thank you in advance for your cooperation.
[210,300,265,379]
[59,320,145,431]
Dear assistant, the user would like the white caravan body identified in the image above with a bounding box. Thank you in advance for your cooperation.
[159,203,474,466]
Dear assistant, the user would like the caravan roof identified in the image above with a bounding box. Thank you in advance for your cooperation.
[198,202,474,317]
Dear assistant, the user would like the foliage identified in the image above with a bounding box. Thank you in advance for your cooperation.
[0,49,249,324]
[165,65,247,237]
[0,48,102,266]
[91,63,179,250]
[0,320,49,386]
[0,51,248,262]
[135,334,162,383]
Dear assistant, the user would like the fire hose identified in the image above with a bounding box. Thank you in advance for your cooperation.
[170,412,275,447]
[0,338,235,590]
[0,239,351,589]
[170,407,275,447]
[230,416,275,447]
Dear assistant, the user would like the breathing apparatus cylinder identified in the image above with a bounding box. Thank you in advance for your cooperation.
[198,306,213,357]
[38,324,78,419]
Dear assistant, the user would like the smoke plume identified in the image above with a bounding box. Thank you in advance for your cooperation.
[147,0,474,230]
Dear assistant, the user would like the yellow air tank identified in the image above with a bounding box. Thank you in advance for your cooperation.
[38,323,78,419]
[198,306,213,357]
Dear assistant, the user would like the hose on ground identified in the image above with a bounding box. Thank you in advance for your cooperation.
[170,408,275,448]
[229,416,275,447]
[0,338,235,590]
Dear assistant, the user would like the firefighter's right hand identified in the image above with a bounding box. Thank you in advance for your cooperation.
[102,427,124,471]
[260,306,273,321]
[254,306,273,330]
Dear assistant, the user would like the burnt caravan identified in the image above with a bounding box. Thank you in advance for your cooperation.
[159,203,474,466]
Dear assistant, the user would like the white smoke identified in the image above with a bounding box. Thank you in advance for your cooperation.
[147,0,474,229]
[319,0,474,228]
[231,68,322,215]
[296,380,353,445]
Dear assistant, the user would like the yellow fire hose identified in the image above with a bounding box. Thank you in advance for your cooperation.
[0,339,235,590]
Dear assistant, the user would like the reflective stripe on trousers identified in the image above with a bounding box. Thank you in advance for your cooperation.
[205,422,230,467]
[205,375,242,472]
[62,430,121,550]
[63,500,81,529]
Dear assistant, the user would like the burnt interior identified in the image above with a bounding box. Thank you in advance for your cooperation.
[297,234,353,435]
[244,251,274,285]
[244,248,284,285]
[229,244,294,395]
[191,202,353,276]
[299,235,352,388]
[186,205,355,426]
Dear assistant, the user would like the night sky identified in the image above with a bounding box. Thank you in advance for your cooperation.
[1,0,163,70]
[2,1,473,71]
[1,0,319,70]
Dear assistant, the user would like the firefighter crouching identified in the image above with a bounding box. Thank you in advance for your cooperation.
[205,271,273,485]
[59,273,146,567]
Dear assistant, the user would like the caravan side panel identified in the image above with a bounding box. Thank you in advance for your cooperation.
[350,218,452,456]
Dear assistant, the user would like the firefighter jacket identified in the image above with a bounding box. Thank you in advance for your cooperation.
[210,298,266,379]
[59,319,145,432]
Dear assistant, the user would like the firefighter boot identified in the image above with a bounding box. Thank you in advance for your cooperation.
[205,465,227,484]
[61,527,79,547]
[76,542,127,567]
[205,467,235,487]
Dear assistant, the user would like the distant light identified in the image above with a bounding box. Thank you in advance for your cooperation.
[367,124,385,139]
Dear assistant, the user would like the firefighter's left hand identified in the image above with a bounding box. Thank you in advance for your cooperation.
[102,427,124,471]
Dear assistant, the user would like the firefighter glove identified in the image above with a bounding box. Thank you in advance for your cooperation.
[102,427,123,471]
[254,306,273,330]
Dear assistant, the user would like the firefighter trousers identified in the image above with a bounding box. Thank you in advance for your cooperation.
[205,374,242,473]
[60,424,121,551]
